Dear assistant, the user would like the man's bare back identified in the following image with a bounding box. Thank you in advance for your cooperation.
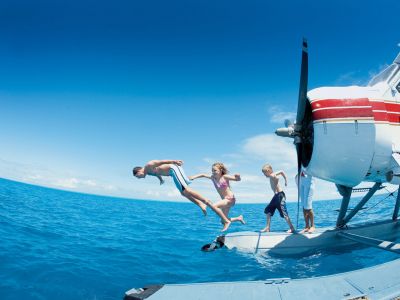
[145,164,173,176]
[143,160,183,177]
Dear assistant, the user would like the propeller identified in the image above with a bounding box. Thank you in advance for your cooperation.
[295,39,309,229]
[275,38,309,229]
[275,39,309,174]
[295,38,308,185]
[297,39,308,128]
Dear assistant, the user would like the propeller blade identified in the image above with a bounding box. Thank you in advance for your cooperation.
[296,143,302,179]
[296,38,308,126]
[284,119,293,128]
[294,39,308,229]
[296,142,302,230]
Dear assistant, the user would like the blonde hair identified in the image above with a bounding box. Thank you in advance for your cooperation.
[212,162,228,175]
[262,164,272,172]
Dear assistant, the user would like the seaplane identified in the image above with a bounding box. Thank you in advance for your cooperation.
[209,40,400,256]
[124,42,400,299]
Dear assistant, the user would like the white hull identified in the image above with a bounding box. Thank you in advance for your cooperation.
[223,219,400,256]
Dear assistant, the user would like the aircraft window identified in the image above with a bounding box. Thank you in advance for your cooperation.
[368,64,397,86]
[396,81,400,93]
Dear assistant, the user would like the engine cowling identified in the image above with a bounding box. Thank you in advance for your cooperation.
[303,86,392,187]
[278,42,400,188]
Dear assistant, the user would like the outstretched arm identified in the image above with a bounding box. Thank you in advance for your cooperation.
[276,171,287,186]
[146,159,183,168]
[156,175,165,185]
[189,173,211,180]
[223,174,241,181]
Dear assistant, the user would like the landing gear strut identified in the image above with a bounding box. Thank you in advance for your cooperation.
[336,182,382,228]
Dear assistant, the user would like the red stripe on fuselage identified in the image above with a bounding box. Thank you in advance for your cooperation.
[311,98,400,123]
[370,101,387,110]
[387,113,400,123]
[311,98,370,110]
[385,102,400,113]
[313,107,372,120]
[372,111,388,122]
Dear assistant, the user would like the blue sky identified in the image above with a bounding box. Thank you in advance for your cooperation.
[1,0,399,202]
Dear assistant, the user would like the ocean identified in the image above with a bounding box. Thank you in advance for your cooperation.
[0,178,398,300]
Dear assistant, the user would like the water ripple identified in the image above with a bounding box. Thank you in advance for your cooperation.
[0,178,398,299]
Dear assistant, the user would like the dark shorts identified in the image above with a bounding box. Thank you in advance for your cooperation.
[264,191,288,218]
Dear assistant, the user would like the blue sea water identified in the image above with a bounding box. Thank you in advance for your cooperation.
[0,177,399,300]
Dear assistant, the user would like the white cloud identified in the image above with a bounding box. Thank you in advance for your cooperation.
[0,158,123,197]
[239,174,266,184]
[335,71,368,86]
[84,179,97,187]
[3,134,387,204]
[202,157,215,164]
[104,184,116,191]
[189,133,343,203]
[55,177,79,189]
[235,191,269,201]
[26,174,43,180]
[187,134,303,203]
[166,189,181,198]
[52,178,101,190]
[241,134,297,170]
[268,105,296,124]
[146,190,161,197]
[49,178,100,190]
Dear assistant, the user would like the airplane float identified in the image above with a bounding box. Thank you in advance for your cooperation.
[125,42,400,300]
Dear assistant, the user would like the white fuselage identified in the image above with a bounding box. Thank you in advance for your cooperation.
[306,80,400,187]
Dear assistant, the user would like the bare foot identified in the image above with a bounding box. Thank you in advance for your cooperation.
[221,221,231,232]
[308,226,315,233]
[238,215,246,225]
[260,227,270,232]
[200,204,207,216]
[300,228,309,234]
[286,228,295,233]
